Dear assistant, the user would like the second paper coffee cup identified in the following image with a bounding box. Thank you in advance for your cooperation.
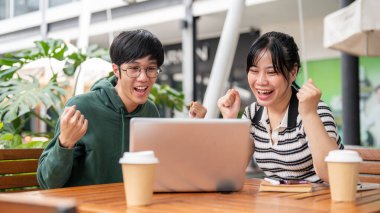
[325,150,362,202]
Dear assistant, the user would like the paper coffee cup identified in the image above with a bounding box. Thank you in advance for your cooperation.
[325,150,362,202]
[119,151,159,207]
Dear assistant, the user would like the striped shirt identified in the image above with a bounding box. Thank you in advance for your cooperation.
[242,87,344,183]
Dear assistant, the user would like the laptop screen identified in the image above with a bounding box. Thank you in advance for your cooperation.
[129,118,252,192]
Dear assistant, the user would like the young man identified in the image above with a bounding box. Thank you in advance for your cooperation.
[37,29,206,189]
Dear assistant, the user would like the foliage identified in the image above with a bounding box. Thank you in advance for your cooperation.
[0,39,109,149]
[150,84,185,112]
[0,131,22,149]
[0,75,65,124]
[0,39,67,80]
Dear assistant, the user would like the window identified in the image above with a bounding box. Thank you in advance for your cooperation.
[49,0,77,8]
[13,0,39,16]
[0,0,10,20]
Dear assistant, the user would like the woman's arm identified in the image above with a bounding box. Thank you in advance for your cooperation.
[297,79,339,182]
[218,89,255,165]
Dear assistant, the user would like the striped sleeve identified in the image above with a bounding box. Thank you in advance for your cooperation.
[317,101,344,149]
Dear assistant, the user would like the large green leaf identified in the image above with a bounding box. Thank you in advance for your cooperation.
[0,76,66,123]
[48,39,67,60]
[63,52,87,76]
[53,42,67,60]
[35,40,50,56]
[17,49,41,61]
[0,66,21,80]
[33,39,68,60]
[0,58,20,66]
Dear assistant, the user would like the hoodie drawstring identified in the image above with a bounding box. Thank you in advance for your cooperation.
[120,109,125,155]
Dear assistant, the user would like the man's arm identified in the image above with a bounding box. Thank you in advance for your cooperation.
[37,105,88,189]
[37,123,75,189]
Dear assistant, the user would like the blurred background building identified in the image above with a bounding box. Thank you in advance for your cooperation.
[0,0,342,106]
[1,0,380,147]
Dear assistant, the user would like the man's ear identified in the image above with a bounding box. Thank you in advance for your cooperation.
[112,63,120,79]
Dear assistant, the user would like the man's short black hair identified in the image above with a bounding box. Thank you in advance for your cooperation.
[110,29,164,67]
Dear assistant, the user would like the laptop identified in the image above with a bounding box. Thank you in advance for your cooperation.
[129,118,252,192]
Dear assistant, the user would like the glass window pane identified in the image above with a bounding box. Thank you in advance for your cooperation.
[14,0,39,16]
[49,0,75,8]
[0,0,10,20]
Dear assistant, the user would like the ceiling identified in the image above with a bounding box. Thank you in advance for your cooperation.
[88,0,340,48]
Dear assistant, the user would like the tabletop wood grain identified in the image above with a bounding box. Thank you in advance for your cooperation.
[14,179,380,213]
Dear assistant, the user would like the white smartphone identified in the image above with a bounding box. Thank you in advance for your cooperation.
[357,182,380,191]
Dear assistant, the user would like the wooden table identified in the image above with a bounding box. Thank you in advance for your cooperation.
[16,179,380,213]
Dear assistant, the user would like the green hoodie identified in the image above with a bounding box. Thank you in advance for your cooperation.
[37,76,159,189]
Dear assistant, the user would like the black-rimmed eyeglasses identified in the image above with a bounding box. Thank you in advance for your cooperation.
[119,66,161,78]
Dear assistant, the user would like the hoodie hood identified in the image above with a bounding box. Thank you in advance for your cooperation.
[90,76,144,115]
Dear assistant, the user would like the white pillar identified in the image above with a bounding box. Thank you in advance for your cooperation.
[203,0,245,118]
[297,0,308,82]
[182,0,194,105]
[106,8,114,46]
[75,0,92,96]
[39,0,47,40]
[77,0,91,50]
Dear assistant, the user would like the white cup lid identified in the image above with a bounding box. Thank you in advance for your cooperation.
[119,151,159,164]
[325,150,362,163]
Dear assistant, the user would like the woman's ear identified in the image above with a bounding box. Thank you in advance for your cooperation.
[112,63,120,79]
[290,64,298,82]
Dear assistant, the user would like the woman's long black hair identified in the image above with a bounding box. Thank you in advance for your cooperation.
[246,31,301,89]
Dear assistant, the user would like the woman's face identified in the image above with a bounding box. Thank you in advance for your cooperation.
[247,50,296,108]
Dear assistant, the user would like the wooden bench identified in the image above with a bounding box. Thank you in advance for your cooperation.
[0,149,44,191]
[346,145,380,183]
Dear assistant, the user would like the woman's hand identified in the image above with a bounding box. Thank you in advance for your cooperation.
[59,105,88,149]
[296,79,321,118]
[189,101,207,118]
[217,89,241,118]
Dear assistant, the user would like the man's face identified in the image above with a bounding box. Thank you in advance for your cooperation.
[113,55,159,112]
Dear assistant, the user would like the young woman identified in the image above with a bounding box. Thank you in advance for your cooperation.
[217,31,343,183]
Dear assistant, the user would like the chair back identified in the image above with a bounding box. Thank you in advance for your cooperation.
[0,149,43,191]
[346,145,380,183]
